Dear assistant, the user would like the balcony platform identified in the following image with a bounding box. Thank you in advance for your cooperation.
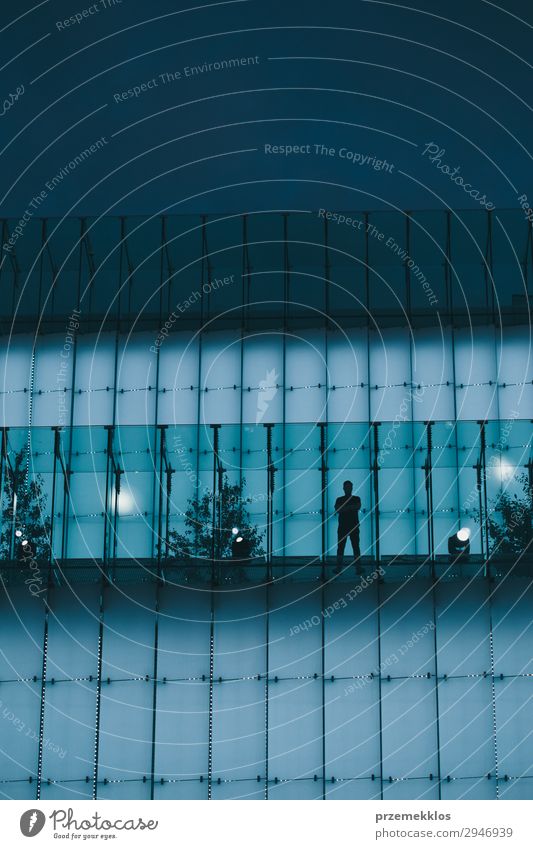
[1,554,531,588]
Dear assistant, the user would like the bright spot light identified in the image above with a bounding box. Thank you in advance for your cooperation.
[236,537,243,543]
[21,540,28,547]
[15,530,22,537]
[496,460,514,481]
[457,527,471,542]
[117,490,134,512]
[231,527,239,535]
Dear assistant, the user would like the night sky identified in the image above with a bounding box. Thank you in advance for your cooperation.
[1,0,532,216]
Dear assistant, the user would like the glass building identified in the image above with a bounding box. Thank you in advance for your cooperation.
[0,209,532,800]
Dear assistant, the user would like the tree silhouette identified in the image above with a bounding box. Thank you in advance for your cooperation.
[484,472,532,556]
[0,448,51,561]
[168,474,264,564]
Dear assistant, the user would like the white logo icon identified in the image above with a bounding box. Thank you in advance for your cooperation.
[256,369,279,424]
[20,809,46,837]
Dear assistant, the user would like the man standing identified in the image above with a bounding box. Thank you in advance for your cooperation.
[334,480,362,574]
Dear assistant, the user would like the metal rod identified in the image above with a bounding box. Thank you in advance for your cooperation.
[156,427,166,561]
[150,426,166,798]
[376,577,384,800]
[317,421,328,797]
[264,580,270,798]
[49,428,60,565]
[476,459,484,565]
[35,595,50,801]
[210,425,221,582]
[264,423,275,577]
[318,423,327,573]
[150,591,161,799]
[165,466,173,559]
[426,423,442,797]
[478,421,490,575]
[372,423,381,564]
[112,469,121,563]
[425,421,435,576]
[207,423,218,799]
[0,428,7,535]
[92,587,105,799]
[282,214,289,565]
[103,427,113,566]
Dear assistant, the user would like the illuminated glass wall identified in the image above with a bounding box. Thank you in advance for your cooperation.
[0,210,532,801]
[1,570,532,801]
[0,325,531,428]
[0,419,531,561]
[1,211,531,561]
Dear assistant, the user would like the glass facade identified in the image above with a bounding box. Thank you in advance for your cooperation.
[1,210,532,801]
[1,567,533,800]
[0,420,532,561]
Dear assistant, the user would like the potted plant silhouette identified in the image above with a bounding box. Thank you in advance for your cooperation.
[0,448,52,563]
[481,472,532,557]
[167,474,264,583]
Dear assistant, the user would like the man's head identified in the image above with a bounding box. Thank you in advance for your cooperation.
[343,480,353,495]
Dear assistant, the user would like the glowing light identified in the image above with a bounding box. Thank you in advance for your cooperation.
[117,490,134,513]
[236,537,243,543]
[457,527,471,542]
[494,460,514,481]
[231,527,239,535]
[15,530,22,538]
[21,540,28,547]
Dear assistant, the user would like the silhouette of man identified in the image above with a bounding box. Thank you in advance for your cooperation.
[334,481,362,573]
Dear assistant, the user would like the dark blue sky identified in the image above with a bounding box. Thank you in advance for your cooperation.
[1,0,532,215]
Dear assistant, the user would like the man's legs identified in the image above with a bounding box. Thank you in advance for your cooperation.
[350,530,363,573]
[336,529,348,566]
